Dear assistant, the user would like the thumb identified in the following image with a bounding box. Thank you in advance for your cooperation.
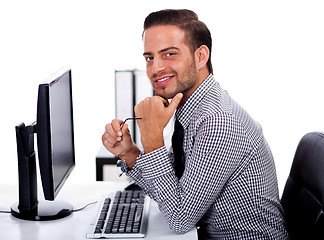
[167,93,183,114]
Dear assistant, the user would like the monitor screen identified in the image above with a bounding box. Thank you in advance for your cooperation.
[37,68,75,200]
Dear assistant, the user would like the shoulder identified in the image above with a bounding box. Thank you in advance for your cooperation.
[193,84,236,128]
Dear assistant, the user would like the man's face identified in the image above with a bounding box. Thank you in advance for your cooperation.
[143,25,199,100]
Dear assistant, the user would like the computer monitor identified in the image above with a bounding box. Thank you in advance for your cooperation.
[11,67,75,221]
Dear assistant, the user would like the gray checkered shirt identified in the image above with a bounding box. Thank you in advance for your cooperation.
[125,74,289,239]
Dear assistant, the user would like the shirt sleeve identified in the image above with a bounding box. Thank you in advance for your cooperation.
[125,112,249,234]
[124,146,175,198]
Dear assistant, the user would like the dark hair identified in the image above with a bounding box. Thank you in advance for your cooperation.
[143,9,213,74]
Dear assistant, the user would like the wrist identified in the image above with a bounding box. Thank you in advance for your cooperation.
[119,145,140,169]
[141,134,164,154]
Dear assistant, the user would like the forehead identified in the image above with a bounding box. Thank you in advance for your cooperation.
[143,25,189,53]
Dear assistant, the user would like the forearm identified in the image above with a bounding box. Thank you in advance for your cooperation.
[140,131,164,154]
[124,147,171,199]
[126,146,198,234]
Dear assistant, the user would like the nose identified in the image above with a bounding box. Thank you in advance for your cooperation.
[151,58,166,75]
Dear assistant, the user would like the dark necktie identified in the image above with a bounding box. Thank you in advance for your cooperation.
[172,119,185,179]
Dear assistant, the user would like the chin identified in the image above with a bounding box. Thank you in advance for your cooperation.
[154,84,182,99]
[155,91,176,100]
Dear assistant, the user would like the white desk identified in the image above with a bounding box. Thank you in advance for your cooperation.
[0,181,197,240]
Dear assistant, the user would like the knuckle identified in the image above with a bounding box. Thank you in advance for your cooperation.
[144,97,152,102]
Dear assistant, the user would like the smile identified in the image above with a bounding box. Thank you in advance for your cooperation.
[155,76,173,86]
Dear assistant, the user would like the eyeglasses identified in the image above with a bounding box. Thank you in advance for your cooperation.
[121,117,142,128]
[123,117,142,124]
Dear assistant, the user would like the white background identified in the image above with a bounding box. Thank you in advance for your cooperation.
[0,0,323,196]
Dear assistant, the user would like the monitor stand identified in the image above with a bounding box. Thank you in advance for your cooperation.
[11,123,73,221]
[11,200,72,221]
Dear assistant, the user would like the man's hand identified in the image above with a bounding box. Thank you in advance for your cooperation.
[134,93,183,153]
[102,119,140,166]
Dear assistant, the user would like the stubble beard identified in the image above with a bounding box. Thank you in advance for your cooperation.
[153,61,198,100]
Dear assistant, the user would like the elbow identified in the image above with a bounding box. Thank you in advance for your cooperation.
[168,221,195,235]
[161,204,197,234]
[173,228,192,235]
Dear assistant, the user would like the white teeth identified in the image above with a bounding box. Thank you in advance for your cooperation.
[157,76,170,82]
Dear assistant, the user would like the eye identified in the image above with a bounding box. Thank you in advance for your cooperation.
[164,52,176,58]
[145,56,154,62]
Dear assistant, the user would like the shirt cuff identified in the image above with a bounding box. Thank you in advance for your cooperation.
[135,146,174,180]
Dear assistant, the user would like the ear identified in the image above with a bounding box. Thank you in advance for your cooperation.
[195,45,210,71]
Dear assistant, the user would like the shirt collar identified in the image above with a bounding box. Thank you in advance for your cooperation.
[175,74,216,129]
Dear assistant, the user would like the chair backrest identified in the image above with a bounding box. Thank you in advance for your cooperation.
[281,132,324,239]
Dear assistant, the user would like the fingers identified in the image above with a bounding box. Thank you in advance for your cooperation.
[102,120,129,148]
[160,96,170,107]
[102,124,118,148]
[121,122,129,135]
[167,93,183,115]
[111,119,123,139]
[134,93,183,126]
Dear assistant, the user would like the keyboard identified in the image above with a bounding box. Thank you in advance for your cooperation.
[86,190,150,239]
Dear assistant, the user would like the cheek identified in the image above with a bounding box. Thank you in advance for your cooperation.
[146,66,155,83]
[146,64,151,75]
[173,56,194,71]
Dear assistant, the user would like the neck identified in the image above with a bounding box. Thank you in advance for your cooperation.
[179,69,211,107]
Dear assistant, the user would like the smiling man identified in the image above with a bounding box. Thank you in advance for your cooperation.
[102,9,289,239]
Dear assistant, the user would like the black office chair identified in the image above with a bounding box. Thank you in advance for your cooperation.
[281,132,324,239]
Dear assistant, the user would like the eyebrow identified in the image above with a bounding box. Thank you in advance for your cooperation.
[143,46,180,56]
